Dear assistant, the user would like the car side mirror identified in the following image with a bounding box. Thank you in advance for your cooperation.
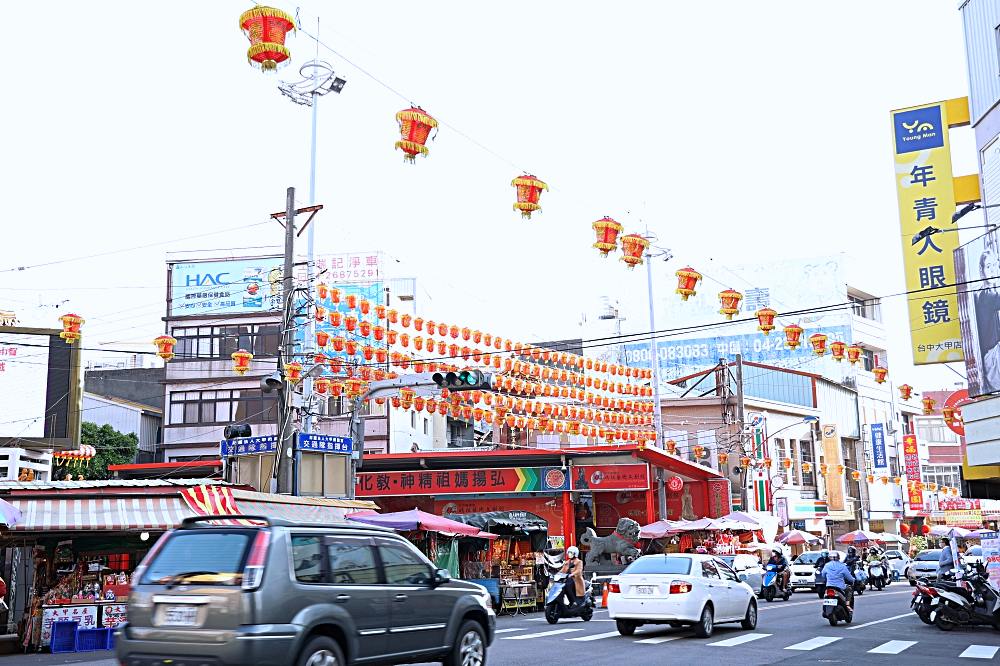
[738,573,749,583]
[432,568,451,587]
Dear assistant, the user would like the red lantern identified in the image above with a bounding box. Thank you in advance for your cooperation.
[783,324,803,350]
[675,267,702,301]
[395,106,438,162]
[899,523,910,536]
[809,333,828,356]
[232,349,253,375]
[873,366,888,384]
[328,311,342,327]
[921,525,931,535]
[756,308,777,335]
[922,396,936,415]
[830,340,846,361]
[899,384,913,401]
[718,289,743,320]
[284,362,303,384]
[592,216,623,257]
[238,6,295,72]
[740,456,752,468]
[329,287,341,304]
[331,336,345,352]
[344,315,358,333]
[666,439,677,455]
[619,234,650,268]
[153,335,177,361]
[373,325,385,342]
[345,340,358,356]
[846,344,863,365]
[345,294,357,310]
[58,313,84,343]
[782,457,792,469]
[315,306,326,323]
[401,313,412,328]
[362,346,375,361]
[693,445,705,459]
[511,174,548,219]
[314,377,331,395]
[316,331,330,347]
[717,452,729,466]
[851,470,861,481]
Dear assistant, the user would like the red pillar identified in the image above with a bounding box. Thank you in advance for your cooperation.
[645,487,658,524]
[562,491,576,548]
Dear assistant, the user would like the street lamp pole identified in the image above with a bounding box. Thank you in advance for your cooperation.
[642,229,672,519]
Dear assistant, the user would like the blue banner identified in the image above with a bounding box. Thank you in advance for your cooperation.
[220,435,278,458]
[871,423,888,470]
[297,433,352,454]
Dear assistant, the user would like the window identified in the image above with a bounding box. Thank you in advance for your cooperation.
[169,389,278,425]
[861,348,877,372]
[622,556,692,575]
[140,530,252,586]
[423,418,429,436]
[411,411,416,429]
[800,439,815,486]
[923,464,962,489]
[327,539,379,585]
[171,324,281,360]
[716,559,739,582]
[701,560,721,579]
[379,542,431,585]
[849,294,882,322]
[916,420,958,444]
[291,536,324,584]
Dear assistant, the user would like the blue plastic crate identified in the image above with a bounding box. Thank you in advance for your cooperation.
[107,630,115,650]
[76,627,111,652]
[49,620,79,653]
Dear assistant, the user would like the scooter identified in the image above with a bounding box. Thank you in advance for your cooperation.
[821,586,853,626]
[762,563,791,602]
[867,561,888,591]
[929,563,1000,631]
[850,565,866,597]
[545,572,594,624]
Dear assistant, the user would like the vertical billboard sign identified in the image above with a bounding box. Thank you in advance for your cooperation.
[955,227,1000,397]
[822,424,845,511]
[891,102,964,365]
[870,423,888,471]
[902,434,923,513]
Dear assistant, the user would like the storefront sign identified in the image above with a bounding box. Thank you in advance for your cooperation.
[570,464,649,491]
[871,423,888,470]
[666,476,683,492]
[980,531,1000,589]
[102,604,128,628]
[41,605,98,646]
[822,424,845,511]
[220,435,278,458]
[941,497,981,510]
[903,434,923,512]
[787,500,829,519]
[356,466,570,497]
[297,433,351,454]
[170,257,283,316]
[891,101,964,365]
[945,509,983,528]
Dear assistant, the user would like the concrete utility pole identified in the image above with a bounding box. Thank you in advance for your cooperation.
[275,187,297,494]
[734,354,748,512]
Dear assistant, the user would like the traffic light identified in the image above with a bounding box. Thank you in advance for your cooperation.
[432,369,494,392]
[224,424,252,439]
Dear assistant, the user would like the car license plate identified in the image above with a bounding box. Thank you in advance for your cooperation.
[162,605,199,626]
[635,586,655,595]
[822,599,838,606]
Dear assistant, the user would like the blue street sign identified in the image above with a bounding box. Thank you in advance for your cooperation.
[871,423,888,470]
[220,435,278,458]
[297,433,353,454]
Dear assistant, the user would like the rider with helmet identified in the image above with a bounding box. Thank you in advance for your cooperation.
[766,548,790,592]
[844,546,861,573]
[821,551,856,608]
[560,546,586,607]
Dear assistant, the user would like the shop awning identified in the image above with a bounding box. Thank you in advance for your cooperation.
[446,511,548,534]
[9,496,190,532]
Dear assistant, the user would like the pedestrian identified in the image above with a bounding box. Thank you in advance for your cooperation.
[937,538,956,577]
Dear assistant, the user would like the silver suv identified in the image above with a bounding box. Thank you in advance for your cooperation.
[116,515,495,666]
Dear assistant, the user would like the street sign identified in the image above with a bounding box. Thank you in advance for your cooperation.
[297,433,352,454]
[220,435,278,458]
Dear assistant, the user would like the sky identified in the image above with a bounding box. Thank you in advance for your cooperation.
[0,1,982,392]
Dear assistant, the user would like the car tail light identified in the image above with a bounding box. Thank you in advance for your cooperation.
[607,582,621,594]
[825,588,838,598]
[669,580,692,594]
[242,530,271,591]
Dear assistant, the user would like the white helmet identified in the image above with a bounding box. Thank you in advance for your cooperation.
[567,546,580,558]
[829,551,841,561]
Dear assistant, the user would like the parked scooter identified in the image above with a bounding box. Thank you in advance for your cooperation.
[821,586,853,626]
[927,563,1000,631]
[868,561,889,591]
[762,563,791,602]
[545,572,595,624]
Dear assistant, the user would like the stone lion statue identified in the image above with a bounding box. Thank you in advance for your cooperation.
[580,517,642,567]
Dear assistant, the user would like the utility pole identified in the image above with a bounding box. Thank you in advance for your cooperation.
[275,187,297,494]
[734,354,748,512]
[641,229,672,521]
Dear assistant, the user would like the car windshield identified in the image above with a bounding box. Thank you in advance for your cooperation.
[794,552,823,564]
[140,530,254,586]
[622,556,692,576]
[915,550,942,562]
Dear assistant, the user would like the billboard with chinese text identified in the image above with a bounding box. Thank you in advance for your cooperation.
[891,101,964,365]
[355,466,571,497]
[903,434,923,513]
[169,257,283,317]
[956,228,1000,396]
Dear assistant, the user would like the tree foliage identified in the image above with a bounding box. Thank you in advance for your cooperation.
[69,422,139,481]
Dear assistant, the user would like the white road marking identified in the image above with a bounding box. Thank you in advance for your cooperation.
[868,640,917,654]
[494,628,527,634]
[757,589,913,611]
[635,635,683,644]
[707,633,772,647]
[784,636,842,651]
[501,628,583,640]
[959,645,1000,659]
[567,630,623,641]
[846,612,913,630]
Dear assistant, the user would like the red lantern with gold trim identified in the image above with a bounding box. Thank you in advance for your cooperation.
[619,234,650,268]
[851,470,861,481]
[666,440,677,455]
[783,324,803,350]
[922,396,936,415]
[232,349,253,375]
[511,174,548,219]
[693,445,705,459]
[328,310,342,327]
[718,289,743,320]
[395,106,438,163]
[756,308,777,335]
[238,6,295,73]
[592,216,623,257]
[899,384,913,401]
[802,461,813,474]
[284,362,303,384]
[314,377,331,395]
[809,333,828,356]
[675,267,702,301]
[873,366,888,384]
[59,313,84,343]
[846,344,863,365]
[830,340,846,361]
[153,335,177,361]
[717,452,729,466]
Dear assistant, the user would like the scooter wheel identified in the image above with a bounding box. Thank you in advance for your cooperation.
[764,587,774,602]
[828,616,838,627]
[856,586,863,596]
[544,605,560,625]
[783,591,790,601]
[581,607,593,622]
[916,610,934,626]
[935,613,956,631]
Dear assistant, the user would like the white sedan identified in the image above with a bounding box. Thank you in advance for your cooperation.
[607,554,758,638]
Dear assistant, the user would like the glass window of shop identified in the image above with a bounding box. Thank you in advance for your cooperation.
[168,389,278,425]
[171,324,280,360]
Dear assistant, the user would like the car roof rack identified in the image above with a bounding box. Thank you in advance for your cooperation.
[179,515,297,528]
[178,515,395,532]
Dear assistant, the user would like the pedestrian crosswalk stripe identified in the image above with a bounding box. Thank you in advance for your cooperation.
[868,640,917,655]
[494,628,526,634]
[567,631,623,641]
[634,635,682,645]
[785,636,842,651]
[707,633,772,647]
[502,628,583,640]
[959,645,1000,659]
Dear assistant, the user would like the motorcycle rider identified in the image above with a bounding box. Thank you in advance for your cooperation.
[767,548,790,592]
[560,546,586,608]
[821,550,856,609]
[844,546,861,573]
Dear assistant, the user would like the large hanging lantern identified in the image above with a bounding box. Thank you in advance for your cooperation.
[232,349,253,375]
[511,174,548,219]
[395,106,438,162]
[619,234,650,268]
[675,267,702,301]
[809,333,828,356]
[873,366,888,384]
[846,344,863,365]
[899,384,913,401]
[58,313,84,343]
[718,289,743,320]
[592,216,623,256]
[922,396,936,415]
[314,377,331,395]
[153,335,177,361]
[756,308,777,335]
[782,323,803,350]
[665,439,677,455]
[238,6,296,73]
[284,362,303,384]
[830,340,846,362]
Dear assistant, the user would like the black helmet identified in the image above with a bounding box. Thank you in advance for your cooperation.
[847,546,857,556]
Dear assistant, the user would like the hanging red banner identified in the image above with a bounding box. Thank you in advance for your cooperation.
[903,434,923,512]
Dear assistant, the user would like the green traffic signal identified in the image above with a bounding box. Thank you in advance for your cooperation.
[432,369,493,392]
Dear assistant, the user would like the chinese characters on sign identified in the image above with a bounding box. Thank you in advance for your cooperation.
[297,433,352,454]
[313,252,383,282]
[219,435,278,458]
[355,466,572,497]
[891,102,964,365]
[41,605,98,646]
[569,464,650,491]
[169,258,284,316]
[871,423,888,470]
[902,434,923,513]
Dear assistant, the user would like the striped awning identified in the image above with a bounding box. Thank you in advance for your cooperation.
[9,496,192,532]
